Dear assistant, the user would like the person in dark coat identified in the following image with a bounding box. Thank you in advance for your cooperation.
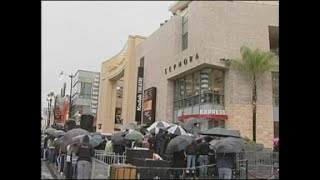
[198,139,210,177]
[43,134,50,161]
[113,142,125,164]
[172,150,185,179]
[186,140,198,174]
[76,135,94,179]
[162,133,171,156]
[216,153,236,179]
[155,129,165,154]
[148,134,156,151]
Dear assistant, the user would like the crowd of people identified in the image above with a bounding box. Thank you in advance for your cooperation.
[43,134,94,179]
[42,124,278,179]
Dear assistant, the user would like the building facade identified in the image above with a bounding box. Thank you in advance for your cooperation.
[133,1,278,147]
[71,70,100,128]
[96,35,146,133]
[97,1,279,147]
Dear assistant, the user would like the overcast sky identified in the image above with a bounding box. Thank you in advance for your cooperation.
[41,1,173,111]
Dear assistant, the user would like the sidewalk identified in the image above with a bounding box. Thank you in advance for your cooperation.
[41,160,55,179]
[49,163,66,179]
[43,160,65,179]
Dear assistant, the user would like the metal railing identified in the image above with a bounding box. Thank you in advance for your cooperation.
[238,151,279,179]
[91,150,278,179]
[94,152,126,165]
[91,157,248,179]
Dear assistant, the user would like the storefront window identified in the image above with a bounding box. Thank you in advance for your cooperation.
[174,80,180,100]
[179,78,185,100]
[193,72,200,95]
[185,75,193,97]
[200,68,213,103]
[213,70,225,105]
[173,68,225,109]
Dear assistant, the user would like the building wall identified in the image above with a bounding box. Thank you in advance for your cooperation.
[71,70,100,120]
[97,35,146,133]
[135,1,278,147]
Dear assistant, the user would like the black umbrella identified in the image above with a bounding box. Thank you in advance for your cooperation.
[212,137,245,153]
[166,135,195,154]
[183,118,202,132]
[200,127,241,138]
[111,131,126,145]
[56,128,90,151]
[71,134,103,147]
[53,130,66,138]
[44,128,56,135]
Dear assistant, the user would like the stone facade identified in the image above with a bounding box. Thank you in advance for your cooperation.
[97,1,278,147]
[134,1,278,147]
[97,35,146,133]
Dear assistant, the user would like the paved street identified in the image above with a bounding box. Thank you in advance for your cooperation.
[41,160,54,179]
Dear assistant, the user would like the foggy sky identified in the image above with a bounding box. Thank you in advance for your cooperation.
[41,1,173,111]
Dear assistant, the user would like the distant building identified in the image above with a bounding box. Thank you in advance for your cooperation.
[71,70,100,128]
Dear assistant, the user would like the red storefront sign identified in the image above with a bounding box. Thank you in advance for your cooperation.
[54,108,61,120]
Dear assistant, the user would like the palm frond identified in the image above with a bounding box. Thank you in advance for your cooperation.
[231,46,277,77]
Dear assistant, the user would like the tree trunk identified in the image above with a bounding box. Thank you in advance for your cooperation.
[252,75,257,142]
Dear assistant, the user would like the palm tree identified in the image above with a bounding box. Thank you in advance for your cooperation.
[230,46,278,142]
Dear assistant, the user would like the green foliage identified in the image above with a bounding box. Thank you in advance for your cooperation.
[230,46,278,77]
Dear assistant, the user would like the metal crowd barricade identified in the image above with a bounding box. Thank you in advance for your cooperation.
[91,158,111,179]
[94,150,106,155]
[94,152,127,165]
[92,153,127,179]
[90,159,248,179]
[239,151,279,179]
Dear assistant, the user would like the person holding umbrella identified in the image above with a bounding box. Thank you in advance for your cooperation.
[148,133,156,151]
[198,139,210,177]
[76,135,94,179]
[212,137,243,179]
[185,140,198,175]
[172,150,185,179]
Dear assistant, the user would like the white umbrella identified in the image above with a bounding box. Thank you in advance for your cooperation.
[167,125,187,136]
[146,121,171,132]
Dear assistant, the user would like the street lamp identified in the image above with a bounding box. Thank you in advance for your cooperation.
[68,74,74,118]
[46,92,54,128]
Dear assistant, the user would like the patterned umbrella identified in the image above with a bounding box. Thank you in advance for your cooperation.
[167,125,187,136]
[146,121,171,132]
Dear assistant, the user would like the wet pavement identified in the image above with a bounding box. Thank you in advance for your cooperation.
[41,160,54,179]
